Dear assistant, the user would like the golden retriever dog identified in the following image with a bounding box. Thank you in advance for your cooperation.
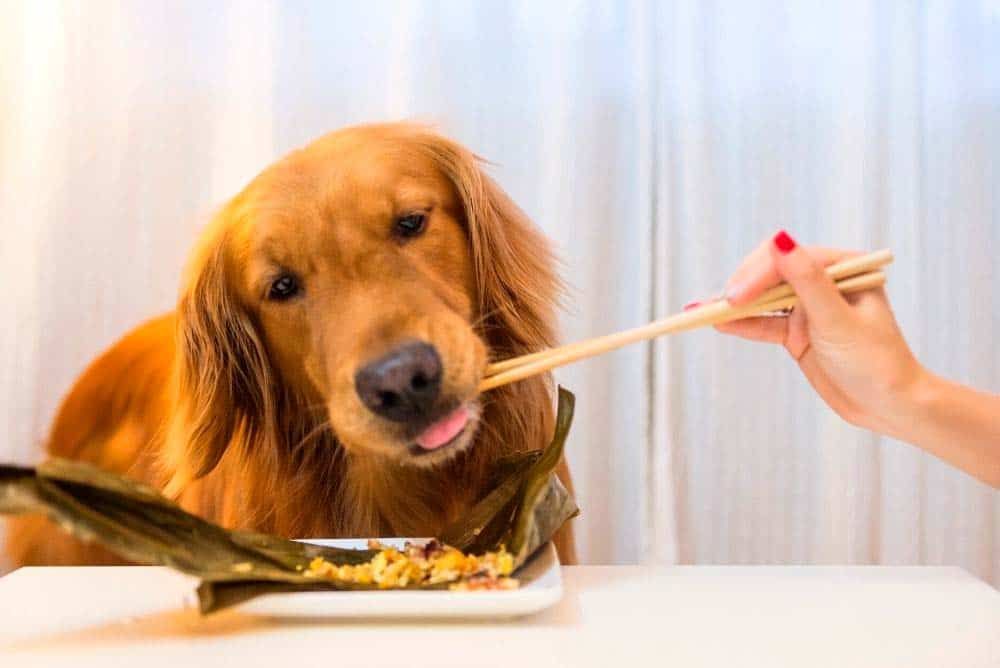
[5,123,576,567]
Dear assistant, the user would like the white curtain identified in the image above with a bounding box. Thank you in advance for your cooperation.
[1,1,997,583]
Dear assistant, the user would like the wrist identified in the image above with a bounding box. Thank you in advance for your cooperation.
[880,365,941,443]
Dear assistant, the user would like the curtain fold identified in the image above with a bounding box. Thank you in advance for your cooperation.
[1,1,996,582]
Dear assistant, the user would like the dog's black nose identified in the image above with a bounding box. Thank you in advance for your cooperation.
[355,342,442,422]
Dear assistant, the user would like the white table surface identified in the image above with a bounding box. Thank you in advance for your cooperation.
[1,565,997,667]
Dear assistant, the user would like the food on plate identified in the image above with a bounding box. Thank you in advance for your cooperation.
[0,388,577,613]
[304,539,518,590]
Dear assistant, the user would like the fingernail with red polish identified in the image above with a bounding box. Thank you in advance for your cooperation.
[683,301,702,311]
[773,230,797,254]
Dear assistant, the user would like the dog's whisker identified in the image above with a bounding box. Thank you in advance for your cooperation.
[469,301,529,336]
[289,420,333,459]
[470,307,504,332]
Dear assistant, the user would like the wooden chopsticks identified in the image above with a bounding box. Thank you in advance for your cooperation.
[479,249,893,392]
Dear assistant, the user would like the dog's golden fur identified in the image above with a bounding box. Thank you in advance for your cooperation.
[5,123,576,567]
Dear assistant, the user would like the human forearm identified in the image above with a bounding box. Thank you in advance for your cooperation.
[885,369,1000,488]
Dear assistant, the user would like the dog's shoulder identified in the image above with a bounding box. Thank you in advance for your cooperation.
[47,312,177,470]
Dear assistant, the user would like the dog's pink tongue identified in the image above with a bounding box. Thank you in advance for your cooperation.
[416,406,469,450]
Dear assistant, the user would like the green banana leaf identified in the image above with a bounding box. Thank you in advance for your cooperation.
[439,386,578,566]
[0,387,579,613]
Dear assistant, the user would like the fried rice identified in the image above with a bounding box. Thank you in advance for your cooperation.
[303,539,519,591]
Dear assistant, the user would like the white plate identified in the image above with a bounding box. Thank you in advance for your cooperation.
[234,538,562,620]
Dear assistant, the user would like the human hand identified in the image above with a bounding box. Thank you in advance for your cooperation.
[710,230,924,435]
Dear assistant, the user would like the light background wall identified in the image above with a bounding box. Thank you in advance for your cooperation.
[0,0,997,582]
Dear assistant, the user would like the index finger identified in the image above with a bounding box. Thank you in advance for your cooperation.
[725,245,860,306]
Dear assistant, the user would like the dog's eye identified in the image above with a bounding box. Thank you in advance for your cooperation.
[394,213,427,238]
[267,274,300,301]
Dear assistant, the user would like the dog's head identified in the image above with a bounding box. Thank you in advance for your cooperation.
[165,124,558,488]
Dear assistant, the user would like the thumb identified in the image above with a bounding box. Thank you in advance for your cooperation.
[770,230,853,333]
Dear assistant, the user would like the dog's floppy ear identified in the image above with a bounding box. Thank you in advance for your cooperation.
[162,216,277,496]
[416,133,561,358]
[416,129,563,470]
